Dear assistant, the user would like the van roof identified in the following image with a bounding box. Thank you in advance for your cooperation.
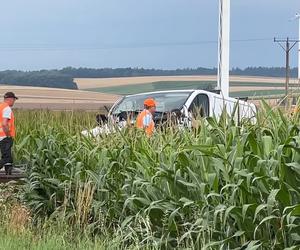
[126,89,199,97]
[125,89,254,107]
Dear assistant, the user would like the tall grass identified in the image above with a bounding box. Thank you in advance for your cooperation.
[0,183,137,250]
[11,103,300,249]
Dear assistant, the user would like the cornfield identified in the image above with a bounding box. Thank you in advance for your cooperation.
[12,101,300,249]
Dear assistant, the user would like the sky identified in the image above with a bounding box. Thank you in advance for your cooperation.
[0,0,299,70]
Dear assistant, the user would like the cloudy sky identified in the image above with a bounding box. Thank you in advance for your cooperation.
[0,0,299,70]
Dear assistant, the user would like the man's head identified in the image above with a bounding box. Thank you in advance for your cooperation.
[4,92,18,107]
[144,98,157,115]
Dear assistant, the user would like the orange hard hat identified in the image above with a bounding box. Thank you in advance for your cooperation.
[144,98,157,107]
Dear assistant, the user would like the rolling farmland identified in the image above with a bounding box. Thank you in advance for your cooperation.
[0,85,119,110]
[0,75,297,111]
[2,0,300,248]
[75,75,290,89]
[84,80,286,97]
[75,75,299,99]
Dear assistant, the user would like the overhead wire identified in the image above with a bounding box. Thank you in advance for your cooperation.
[0,38,274,51]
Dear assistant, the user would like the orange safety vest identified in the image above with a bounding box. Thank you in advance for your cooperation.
[0,102,15,138]
[136,110,155,136]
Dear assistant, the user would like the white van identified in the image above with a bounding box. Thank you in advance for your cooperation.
[82,89,257,136]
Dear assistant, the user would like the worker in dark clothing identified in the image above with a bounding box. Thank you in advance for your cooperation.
[0,92,18,175]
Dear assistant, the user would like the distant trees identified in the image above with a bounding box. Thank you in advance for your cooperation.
[231,67,298,78]
[60,67,218,78]
[0,70,78,89]
[0,67,298,90]
[61,66,298,79]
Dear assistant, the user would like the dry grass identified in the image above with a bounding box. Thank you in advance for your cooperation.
[0,183,31,234]
[75,182,95,228]
[8,204,31,234]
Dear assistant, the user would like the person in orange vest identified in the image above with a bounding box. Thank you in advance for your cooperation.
[136,98,157,136]
[0,92,18,175]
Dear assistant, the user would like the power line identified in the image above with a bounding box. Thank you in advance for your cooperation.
[0,38,273,51]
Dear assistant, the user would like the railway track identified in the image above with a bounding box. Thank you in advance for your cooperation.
[0,167,26,183]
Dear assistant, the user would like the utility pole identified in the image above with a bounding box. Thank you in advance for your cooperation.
[274,37,299,107]
[293,13,300,82]
[217,0,230,98]
[290,13,300,82]
[296,14,300,82]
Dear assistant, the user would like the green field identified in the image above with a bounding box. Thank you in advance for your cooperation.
[87,80,285,96]
[0,106,299,249]
[231,89,286,98]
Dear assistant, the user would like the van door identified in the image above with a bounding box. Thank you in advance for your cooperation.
[188,94,209,118]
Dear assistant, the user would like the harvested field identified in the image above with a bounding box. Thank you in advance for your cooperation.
[75,75,297,89]
[0,85,119,110]
[1,76,298,110]
[85,80,288,96]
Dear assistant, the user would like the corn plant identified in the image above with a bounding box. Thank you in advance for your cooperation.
[13,104,300,249]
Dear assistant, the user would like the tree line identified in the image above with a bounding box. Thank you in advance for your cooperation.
[0,67,298,89]
[61,66,299,78]
[231,67,298,78]
[0,70,78,89]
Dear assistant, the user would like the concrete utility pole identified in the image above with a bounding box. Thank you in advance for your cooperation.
[217,0,230,98]
[290,13,300,82]
[296,14,300,81]
[274,37,299,107]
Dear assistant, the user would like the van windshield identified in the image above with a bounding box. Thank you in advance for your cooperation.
[112,91,192,114]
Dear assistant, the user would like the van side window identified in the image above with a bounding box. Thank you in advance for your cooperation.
[189,94,209,118]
